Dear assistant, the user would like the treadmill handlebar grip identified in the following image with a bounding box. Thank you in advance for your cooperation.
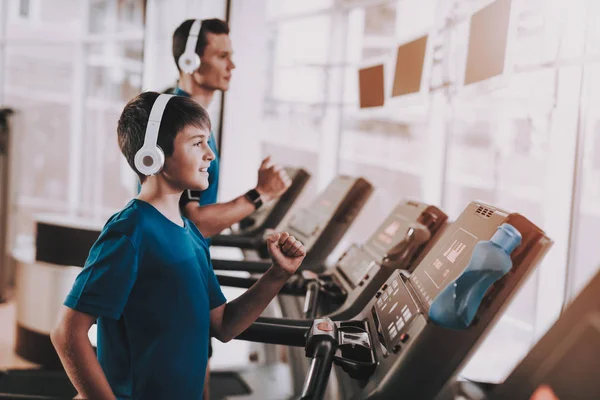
[215,274,259,289]
[216,273,306,295]
[235,321,308,347]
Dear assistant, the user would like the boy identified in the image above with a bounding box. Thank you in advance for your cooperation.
[50,92,306,400]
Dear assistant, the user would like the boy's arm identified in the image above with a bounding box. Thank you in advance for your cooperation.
[183,157,292,238]
[210,232,305,342]
[51,307,116,400]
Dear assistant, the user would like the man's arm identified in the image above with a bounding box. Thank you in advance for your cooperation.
[210,232,305,342]
[184,195,256,238]
[51,307,116,400]
[183,156,292,238]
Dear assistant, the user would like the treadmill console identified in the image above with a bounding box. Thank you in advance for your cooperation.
[336,202,447,289]
[330,201,552,400]
[411,227,479,306]
[337,246,378,288]
[236,167,310,236]
[281,176,373,268]
[364,212,411,257]
[371,271,420,354]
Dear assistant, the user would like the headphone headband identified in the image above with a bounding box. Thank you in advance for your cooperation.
[134,93,174,176]
[178,19,203,74]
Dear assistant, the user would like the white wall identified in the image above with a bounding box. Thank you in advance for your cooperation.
[218,0,268,201]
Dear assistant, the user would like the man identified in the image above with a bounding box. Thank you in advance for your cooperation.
[171,19,291,399]
[173,18,291,237]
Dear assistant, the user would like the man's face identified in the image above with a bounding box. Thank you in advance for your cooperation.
[162,125,215,191]
[194,33,235,92]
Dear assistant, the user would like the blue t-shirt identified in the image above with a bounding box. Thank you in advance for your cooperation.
[64,199,226,400]
[172,87,220,206]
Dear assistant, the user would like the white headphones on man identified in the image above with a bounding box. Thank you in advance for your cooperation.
[178,19,203,74]
[134,94,175,176]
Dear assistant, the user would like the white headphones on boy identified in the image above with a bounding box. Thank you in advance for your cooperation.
[134,94,175,176]
[178,19,203,74]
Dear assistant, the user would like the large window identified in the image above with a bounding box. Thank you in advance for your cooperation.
[1,0,146,248]
[568,0,600,300]
[227,0,599,384]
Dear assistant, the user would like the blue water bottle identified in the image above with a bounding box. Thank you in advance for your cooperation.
[428,223,522,330]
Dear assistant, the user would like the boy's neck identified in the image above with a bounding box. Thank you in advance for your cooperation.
[178,75,215,109]
[137,178,184,226]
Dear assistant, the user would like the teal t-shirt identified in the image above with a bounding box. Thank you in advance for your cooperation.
[64,199,226,399]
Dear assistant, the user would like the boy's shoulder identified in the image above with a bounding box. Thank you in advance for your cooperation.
[101,199,150,244]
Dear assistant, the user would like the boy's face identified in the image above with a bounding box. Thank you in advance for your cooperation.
[162,125,215,191]
[193,32,235,92]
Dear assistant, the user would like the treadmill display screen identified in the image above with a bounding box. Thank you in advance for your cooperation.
[372,271,420,351]
[412,228,478,305]
[337,246,377,288]
[288,178,351,239]
[365,212,410,258]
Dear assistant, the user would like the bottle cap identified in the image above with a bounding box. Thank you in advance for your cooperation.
[490,223,522,254]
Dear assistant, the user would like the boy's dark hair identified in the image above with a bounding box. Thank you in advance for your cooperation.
[172,18,230,72]
[117,91,211,183]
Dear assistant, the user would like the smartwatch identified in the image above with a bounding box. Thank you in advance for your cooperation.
[180,189,202,210]
[244,189,263,210]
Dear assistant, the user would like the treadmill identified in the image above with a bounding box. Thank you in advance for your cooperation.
[217,200,448,320]
[439,267,600,400]
[212,175,374,274]
[236,200,553,400]
[212,167,310,239]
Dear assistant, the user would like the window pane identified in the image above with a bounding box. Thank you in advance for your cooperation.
[274,16,331,66]
[39,0,84,26]
[83,42,144,219]
[89,0,146,34]
[266,0,333,20]
[570,66,600,299]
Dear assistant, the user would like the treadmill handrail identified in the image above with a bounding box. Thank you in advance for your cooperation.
[212,259,272,273]
[300,339,336,400]
[216,273,309,295]
[210,234,262,249]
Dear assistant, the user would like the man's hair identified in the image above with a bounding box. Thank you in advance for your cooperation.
[117,91,211,183]
[172,19,230,71]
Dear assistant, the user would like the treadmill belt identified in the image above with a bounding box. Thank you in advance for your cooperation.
[0,369,251,400]
[210,371,252,400]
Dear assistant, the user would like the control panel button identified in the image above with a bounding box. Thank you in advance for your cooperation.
[376,291,382,298]
[359,281,364,286]
[317,321,334,332]
[392,344,401,354]
[399,333,409,343]
[382,284,388,290]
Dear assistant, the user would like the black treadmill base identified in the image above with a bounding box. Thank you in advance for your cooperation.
[14,325,61,369]
[210,371,252,400]
[0,369,76,399]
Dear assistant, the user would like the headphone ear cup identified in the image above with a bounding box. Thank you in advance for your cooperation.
[178,52,201,74]
[134,146,165,176]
